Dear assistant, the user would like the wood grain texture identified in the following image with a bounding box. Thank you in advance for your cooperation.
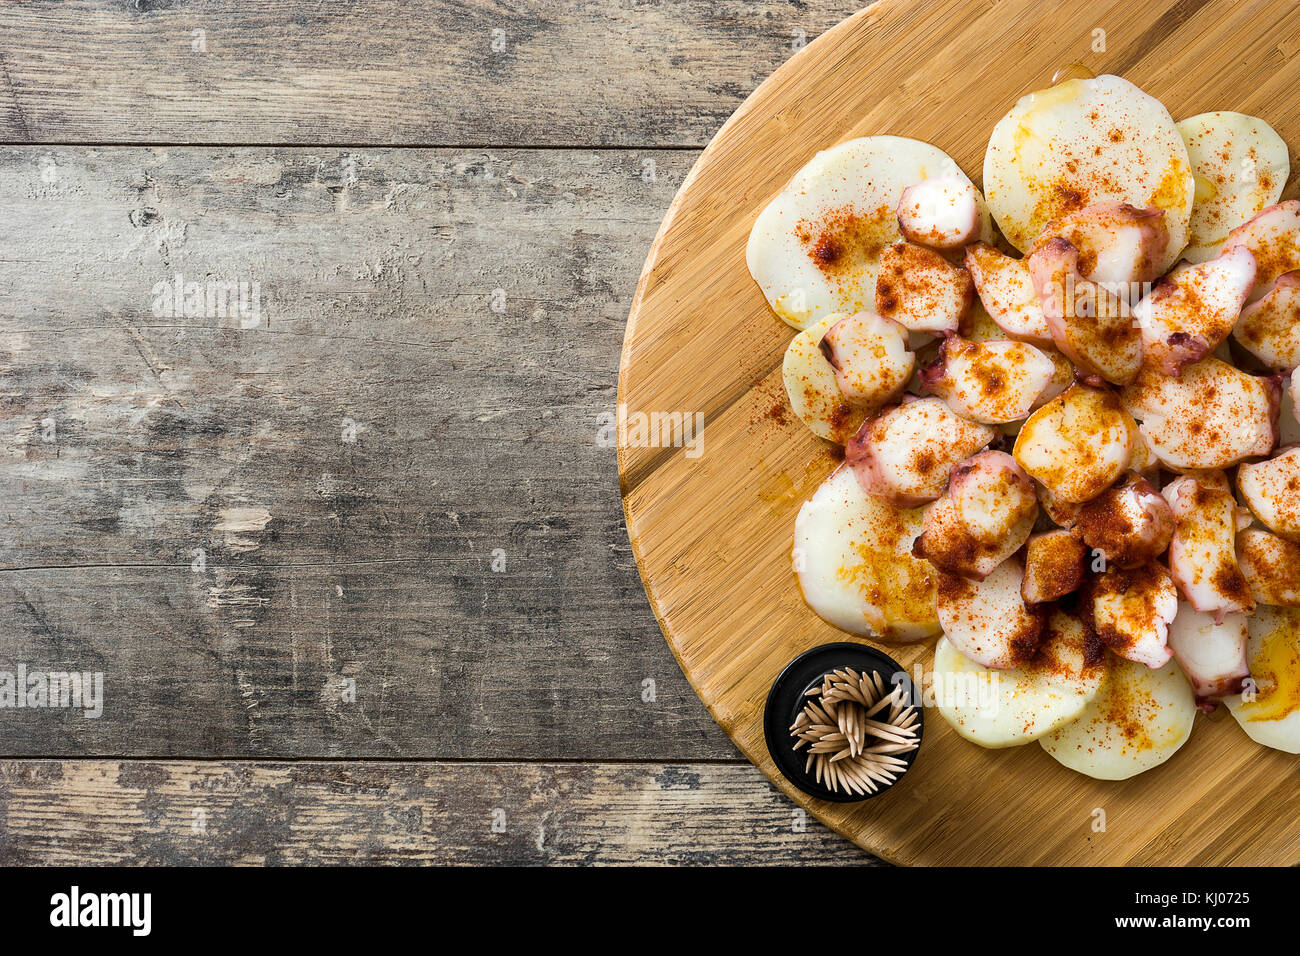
[0,145,742,760]
[0,759,875,865]
[0,0,864,147]
[619,0,1300,865]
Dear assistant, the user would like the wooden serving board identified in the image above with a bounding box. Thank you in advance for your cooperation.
[618,0,1300,865]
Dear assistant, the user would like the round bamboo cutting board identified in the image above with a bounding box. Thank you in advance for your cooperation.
[618,0,1300,865]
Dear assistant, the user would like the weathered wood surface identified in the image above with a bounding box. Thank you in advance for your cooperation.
[0,759,875,864]
[0,0,864,147]
[0,145,742,760]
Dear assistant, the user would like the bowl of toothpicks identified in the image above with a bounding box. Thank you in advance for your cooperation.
[764,642,923,802]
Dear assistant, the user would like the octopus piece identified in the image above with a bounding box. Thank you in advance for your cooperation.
[1236,527,1300,606]
[1134,245,1257,376]
[1072,472,1174,569]
[1221,200,1300,300]
[1164,472,1255,620]
[1027,237,1143,386]
[917,336,1055,424]
[781,314,870,443]
[913,451,1038,580]
[818,311,914,407]
[1272,367,1298,440]
[1034,482,1081,529]
[1032,202,1170,300]
[1013,384,1135,504]
[1121,358,1278,470]
[1021,529,1088,603]
[1237,445,1300,542]
[1284,374,1294,434]
[954,303,1071,409]
[964,242,1052,344]
[1128,426,1161,479]
[1232,271,1300,370]
[957,302,1014,343]
[1088,563,1179,669]
[874,241,974,334]
[896,177,982,250]
[935,558,1046,670]
[1032,346,1076,410]
[1167,603,1250,707]
[846,397,998,507]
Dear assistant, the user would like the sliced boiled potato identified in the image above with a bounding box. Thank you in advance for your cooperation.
[793,464,939,642]
[962,298,1026,343]
[932,611,1104,748]
[1177,111,1289,262]
[1223,605,1300,752]
[984,75,1193,271]
[781,314,868,443]
[748,136,992,329]
[1040,654,1196,780]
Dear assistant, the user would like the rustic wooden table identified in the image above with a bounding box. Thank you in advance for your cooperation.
[0,0,877,864]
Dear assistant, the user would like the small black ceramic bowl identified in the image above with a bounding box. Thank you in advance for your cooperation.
[763,641,923,802]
